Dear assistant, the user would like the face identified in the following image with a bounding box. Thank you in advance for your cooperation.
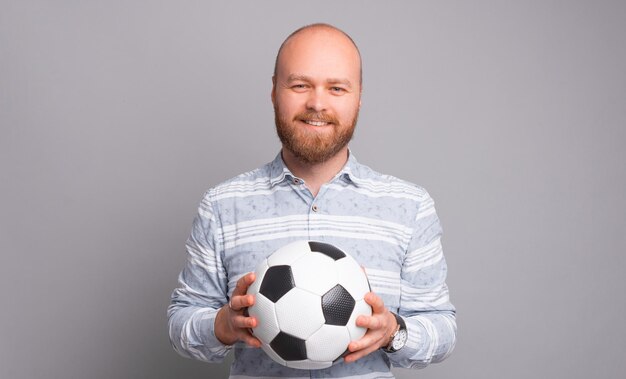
[272,28,362,164]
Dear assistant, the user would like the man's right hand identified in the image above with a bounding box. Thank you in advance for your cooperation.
[214,272,261,347]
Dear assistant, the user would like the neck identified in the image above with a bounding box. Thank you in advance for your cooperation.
[281,147,349,197]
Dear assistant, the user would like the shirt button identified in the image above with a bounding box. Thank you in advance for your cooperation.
[293,178,300,184]
[312,204,319,212]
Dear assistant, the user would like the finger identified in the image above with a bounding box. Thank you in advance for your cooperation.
[243,272,256,285]
[232,314,257,329]
[364,292,386,314]
[233,272,256,296]
[344,340,385,363]
[239,331,262,348]
[348,330,386,352]
[355,314,383,330]
[230,293,255,311]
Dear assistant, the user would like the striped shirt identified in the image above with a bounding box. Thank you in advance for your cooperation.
[168,152,456,378]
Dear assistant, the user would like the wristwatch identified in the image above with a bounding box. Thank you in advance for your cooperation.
[384,312,407,352]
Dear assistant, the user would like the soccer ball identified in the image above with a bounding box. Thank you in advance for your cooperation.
[246,240,372,370]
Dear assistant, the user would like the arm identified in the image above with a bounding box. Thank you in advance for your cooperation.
[167,195,230,362]
[389,191,457,368]
[167,194,260,362]
[345,192,456,368]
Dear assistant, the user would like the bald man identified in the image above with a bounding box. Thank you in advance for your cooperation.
[168,24,456,378]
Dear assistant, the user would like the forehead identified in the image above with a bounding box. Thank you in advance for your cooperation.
[276,28,361,84]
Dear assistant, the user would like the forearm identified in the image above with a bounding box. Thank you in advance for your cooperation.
[392,192,457,368]
[168,294,231,362]
[387,310,456,368]
[167,194,232,362]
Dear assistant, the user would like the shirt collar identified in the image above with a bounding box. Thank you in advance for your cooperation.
[268,149,364,188]
[268,152,292,187]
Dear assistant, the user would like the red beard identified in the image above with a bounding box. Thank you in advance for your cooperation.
[274,108,358,164]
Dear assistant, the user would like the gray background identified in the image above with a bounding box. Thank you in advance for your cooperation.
[1,1,625,378]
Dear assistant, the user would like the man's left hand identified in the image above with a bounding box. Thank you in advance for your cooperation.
[343,291,398,363]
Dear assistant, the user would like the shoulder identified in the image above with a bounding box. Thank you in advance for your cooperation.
[351,160,433,202]
[200,161,274,207]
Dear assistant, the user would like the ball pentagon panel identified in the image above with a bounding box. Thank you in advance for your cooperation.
[259,265,295,303]
[308,241,346,260]
[321,284,356,326]
[270,331,307,361]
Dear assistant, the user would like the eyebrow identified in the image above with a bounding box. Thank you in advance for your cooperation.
[286,74,353,88]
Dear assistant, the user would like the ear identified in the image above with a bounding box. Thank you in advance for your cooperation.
[359,84,363,108]
[271,75,277,106]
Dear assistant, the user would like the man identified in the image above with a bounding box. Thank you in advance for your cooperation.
[168,23,456,378]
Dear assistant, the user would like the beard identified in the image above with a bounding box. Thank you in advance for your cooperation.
[274,106,358,165]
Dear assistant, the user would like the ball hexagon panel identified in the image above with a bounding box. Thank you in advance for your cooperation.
[321,285,355,326]
[248,293,280,344]
[305,324,351,362]
[290,252,338,296]
[334,256,371,301]
[308,241,346,260]
[345,298,372,341]
[274,287,325,339]
[247,259,269,297]
[259,265,295,302]
[270,331,307,361]
[267,240,311,266]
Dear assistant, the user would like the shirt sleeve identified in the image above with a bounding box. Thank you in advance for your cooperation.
[167,192,232,362]
[387,191,457,368]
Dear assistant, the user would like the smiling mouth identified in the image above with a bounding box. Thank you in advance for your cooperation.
[302,120,331,126]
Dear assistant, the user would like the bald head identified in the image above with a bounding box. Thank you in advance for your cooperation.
[273,23,362,85]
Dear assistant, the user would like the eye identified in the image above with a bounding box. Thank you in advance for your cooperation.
[291,84,308,91]
[330,86,346,93]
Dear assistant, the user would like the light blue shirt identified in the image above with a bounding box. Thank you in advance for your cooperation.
[168,152,456,378]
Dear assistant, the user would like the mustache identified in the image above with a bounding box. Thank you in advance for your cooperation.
[295,111,339,124]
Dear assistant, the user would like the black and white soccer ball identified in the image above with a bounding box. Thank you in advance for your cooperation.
[246,240,372,370]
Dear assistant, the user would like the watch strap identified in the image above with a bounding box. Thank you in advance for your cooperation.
[384,312,406,352]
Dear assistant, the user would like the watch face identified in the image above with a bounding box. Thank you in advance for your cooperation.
[392,329,408,350]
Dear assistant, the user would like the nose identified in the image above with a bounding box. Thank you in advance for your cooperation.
[305,88,327,112]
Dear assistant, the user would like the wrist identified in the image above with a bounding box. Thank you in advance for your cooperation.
[383,312,408,353]
[383,311,399,347]
[214,305,236,345]
[387,311,399,340]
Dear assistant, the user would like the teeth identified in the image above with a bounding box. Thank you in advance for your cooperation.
[304,120,329,126]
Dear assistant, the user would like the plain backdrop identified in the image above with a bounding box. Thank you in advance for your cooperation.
[1,1,625,378]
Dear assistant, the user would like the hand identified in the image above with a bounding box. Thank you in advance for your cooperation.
[343,292,397,363]
[214,272,261,348]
